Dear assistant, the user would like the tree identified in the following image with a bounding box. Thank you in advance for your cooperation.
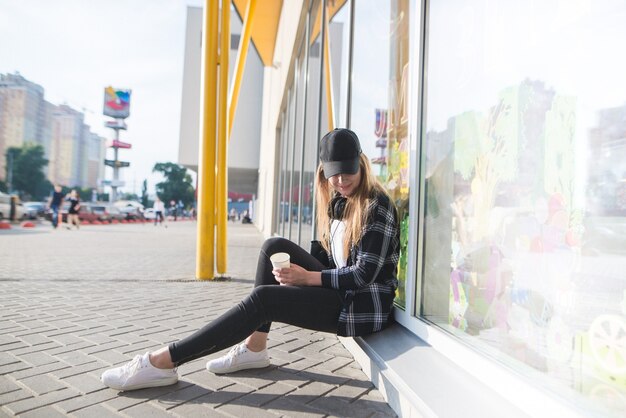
[121,192,139,201]
[152,162,195,207]
[5,144,49,200]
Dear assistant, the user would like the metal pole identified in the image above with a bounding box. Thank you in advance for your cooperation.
[216,0,230,274]
[112,127,119,202]
[196,0,219,280]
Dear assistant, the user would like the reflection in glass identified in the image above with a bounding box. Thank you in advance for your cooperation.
[351,0,411,309]
[422,1,626,415]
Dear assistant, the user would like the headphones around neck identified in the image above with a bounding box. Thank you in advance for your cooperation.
[328,195,347,220]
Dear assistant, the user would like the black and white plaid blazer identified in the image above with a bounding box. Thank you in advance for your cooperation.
[320,190,400,337]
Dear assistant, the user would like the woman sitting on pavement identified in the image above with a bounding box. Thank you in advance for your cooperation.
[101,128,400,391]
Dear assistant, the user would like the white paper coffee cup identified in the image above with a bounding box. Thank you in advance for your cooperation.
[270,252,290,269]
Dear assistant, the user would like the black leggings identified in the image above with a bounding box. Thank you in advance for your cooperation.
[168,237,344,366]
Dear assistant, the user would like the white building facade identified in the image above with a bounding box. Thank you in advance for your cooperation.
[178,6,264,196]
[182,1,626,416]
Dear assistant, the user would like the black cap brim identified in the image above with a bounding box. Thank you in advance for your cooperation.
[322,158,360,179]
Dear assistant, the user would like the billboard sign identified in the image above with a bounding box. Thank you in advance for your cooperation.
[103,86,131,118]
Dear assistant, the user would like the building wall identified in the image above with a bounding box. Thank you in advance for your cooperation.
[0,88,26,179]
[86,132,105,190]
[177,6,264,195]
[49,105,86,187]
[0,73,48,181]
[178,7,202,173]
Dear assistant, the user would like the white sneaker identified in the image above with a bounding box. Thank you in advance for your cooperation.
[101,353,178,391]
[206,343,270,374]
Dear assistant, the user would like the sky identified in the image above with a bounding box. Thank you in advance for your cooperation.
[0,0,203,195]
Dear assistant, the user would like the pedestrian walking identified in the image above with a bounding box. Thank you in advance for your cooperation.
[169,200,177,221]
[48,184,64,229]
[153,197,165,226]
[66,189,81,230]
[101,128,400,392]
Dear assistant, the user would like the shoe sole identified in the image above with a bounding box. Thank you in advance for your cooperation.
[207,359,270,374]
[104,376,179,391]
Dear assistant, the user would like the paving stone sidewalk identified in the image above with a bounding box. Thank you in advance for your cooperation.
[0,221,396,417]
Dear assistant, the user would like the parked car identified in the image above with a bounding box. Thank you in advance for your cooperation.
[106,205,127,222]
[114,200,145,220]
[88,204,112,223]
[23,201,47,219]
[143,208,157,220]
[74,203,99,223]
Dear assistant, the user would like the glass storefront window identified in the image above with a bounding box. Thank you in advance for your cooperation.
[276,111,289,236]
[421,1,626,415]
[327,1,351,129]
[284,81,298,241]
[293,41,307,246]
[301,1,323,245]
[351,0,411,309]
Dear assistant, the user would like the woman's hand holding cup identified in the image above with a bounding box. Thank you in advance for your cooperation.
[270,252,290,285]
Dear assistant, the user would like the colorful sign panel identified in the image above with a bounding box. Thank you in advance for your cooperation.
[104,159,130,168]
[103,86,131,118]
[111,140,132,149]
[100,180,126,187]
[104,120,128,130]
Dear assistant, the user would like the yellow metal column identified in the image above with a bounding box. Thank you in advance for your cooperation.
[228,0,257,137]
[216,1,230,274]
[196,0,220,280]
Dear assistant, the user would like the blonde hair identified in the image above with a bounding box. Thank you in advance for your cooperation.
[315,153,389,256]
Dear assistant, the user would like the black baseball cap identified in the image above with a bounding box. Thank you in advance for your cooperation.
[319,128,362,179]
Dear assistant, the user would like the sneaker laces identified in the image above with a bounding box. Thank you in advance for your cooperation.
[123,355,145,377]
[226,344,246,363]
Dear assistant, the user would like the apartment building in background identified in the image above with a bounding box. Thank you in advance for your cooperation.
[0,72,105,190]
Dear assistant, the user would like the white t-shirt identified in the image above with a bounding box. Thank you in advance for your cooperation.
[153,200,165,212]
[330,219,347,268]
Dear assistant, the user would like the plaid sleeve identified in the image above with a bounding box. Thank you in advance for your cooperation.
[321,195,398,290]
